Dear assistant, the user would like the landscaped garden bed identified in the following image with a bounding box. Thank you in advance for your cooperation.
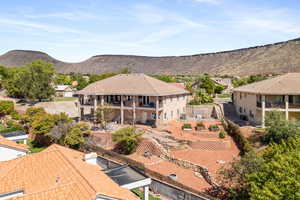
[182,123,193,131]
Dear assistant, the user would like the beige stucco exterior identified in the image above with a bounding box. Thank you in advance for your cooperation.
[233,91,300,126]
[78,94,188,126]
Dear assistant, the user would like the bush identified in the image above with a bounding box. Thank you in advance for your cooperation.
[209,124,220,132]
[225,120,253,155]
[182,123,192,130]
[0,100,14,117]
[219,130,226,139]
[113,127,144,154]
[196,122,205,130]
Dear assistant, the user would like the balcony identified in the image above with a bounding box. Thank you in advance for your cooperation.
[256,102,285,109]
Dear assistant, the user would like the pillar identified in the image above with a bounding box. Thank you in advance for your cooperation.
[132,96,136,125]
[285,95,289,120]
[120,95,124,124]
[143,186,149,200]
[262,95,266,128]
[78,95,82,121]
[93,95,97,122]
[155,96,159,126]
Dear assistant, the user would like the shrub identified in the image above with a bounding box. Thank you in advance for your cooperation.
[196,122,205,130]
[113,127,144,154]
[219,130,226,139]
[182,123,192,130]
[0,100,14,117]
[209,124,220,132]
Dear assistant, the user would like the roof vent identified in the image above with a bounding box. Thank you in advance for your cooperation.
[168,173,177,181]
[84,152,97,165]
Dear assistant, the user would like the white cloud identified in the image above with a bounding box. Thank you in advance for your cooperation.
[0,18,85,34]
[193,0,221,5]
[24,11,102,21]
[227,7,300,36]
[133,4,206,44]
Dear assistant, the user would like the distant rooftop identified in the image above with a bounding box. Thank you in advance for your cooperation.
[77,73,190,96]
[233,73,300,95]
[0,135,28,152]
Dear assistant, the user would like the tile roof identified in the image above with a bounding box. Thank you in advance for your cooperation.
[233,73,300,94]
[0,136,29,152]
[0,144,138,200]
[77,73,190,96]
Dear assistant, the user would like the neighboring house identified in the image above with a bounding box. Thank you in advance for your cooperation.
[0,130,28,144]
[233,73,300,127]
[212,78,233,93]
[76,74,190,126]
[0,136,28,161]
[0,144,140,200]
[55,85,74,97]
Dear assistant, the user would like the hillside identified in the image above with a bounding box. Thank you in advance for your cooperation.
[1,38,300,76]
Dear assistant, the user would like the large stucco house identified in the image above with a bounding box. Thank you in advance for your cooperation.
[76,74,190,126]
[233,73,300,127]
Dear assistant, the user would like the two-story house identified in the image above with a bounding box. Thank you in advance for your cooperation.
[233,73,300,127]
[76,74,190,126]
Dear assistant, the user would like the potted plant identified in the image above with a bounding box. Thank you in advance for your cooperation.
[182,123,192,131]
[219,130,226,139]
[196,122,205,131]
[209,124,220,132]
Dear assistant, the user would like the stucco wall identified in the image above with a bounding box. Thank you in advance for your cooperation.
[0,146,26,161]
[162,95,187,123]
[233,91,259,123]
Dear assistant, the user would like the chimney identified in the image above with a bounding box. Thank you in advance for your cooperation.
[84,152,97,165]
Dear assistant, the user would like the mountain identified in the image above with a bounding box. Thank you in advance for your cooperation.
[1,38,300,76]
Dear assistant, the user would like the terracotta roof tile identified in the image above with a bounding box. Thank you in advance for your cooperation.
[0,144,138,200]
[0,136,29,152]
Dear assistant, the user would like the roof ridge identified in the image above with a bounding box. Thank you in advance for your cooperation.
[143,75,164,96]
[52,145,98,194]
[14,182,78,199]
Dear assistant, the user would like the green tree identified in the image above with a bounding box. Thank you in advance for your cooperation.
[113,126,144,154]
[153,75,177,83]
[248,138,300,200]
[218,151,264,199]
[0,100,14,117]
[20,60,55,101]
[95,103,114,129]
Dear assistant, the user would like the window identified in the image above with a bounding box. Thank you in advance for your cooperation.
[164,113,167,119]
[171,111,173,118]
[177,109,180,117]
[239,107,242,113]
[240,93,242,100]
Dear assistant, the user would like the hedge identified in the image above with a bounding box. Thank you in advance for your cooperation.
[223,120,253,155]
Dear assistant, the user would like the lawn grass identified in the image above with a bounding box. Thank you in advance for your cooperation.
[132,189,162,200]
[27,140,47,153]
[53,97,77,102]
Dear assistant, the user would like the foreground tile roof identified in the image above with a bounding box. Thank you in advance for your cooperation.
[0,144,138,200]
[0,136,29,152]
[77,73,190,96]
[233,73,300,94]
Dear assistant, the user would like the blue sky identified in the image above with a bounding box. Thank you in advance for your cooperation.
[1,0,300,62]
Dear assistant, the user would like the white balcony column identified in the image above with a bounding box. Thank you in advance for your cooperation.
[285,95,289,120]
[120,95,124,125]
[155,96,159,126]
[143,186,149,200]
[100,95,104,121]
[132,96,136,125]
[93,95,97,122]
[262,95,266,128]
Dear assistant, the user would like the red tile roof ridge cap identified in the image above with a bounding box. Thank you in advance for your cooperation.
[47,144,98,194]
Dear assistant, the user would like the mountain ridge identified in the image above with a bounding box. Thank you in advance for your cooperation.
[1,37,300,76]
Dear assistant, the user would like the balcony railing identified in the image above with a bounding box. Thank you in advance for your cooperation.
[257,102,285,108]
[289,103,300,109]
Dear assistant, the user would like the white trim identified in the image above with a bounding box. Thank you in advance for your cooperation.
[121,178,151,190]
